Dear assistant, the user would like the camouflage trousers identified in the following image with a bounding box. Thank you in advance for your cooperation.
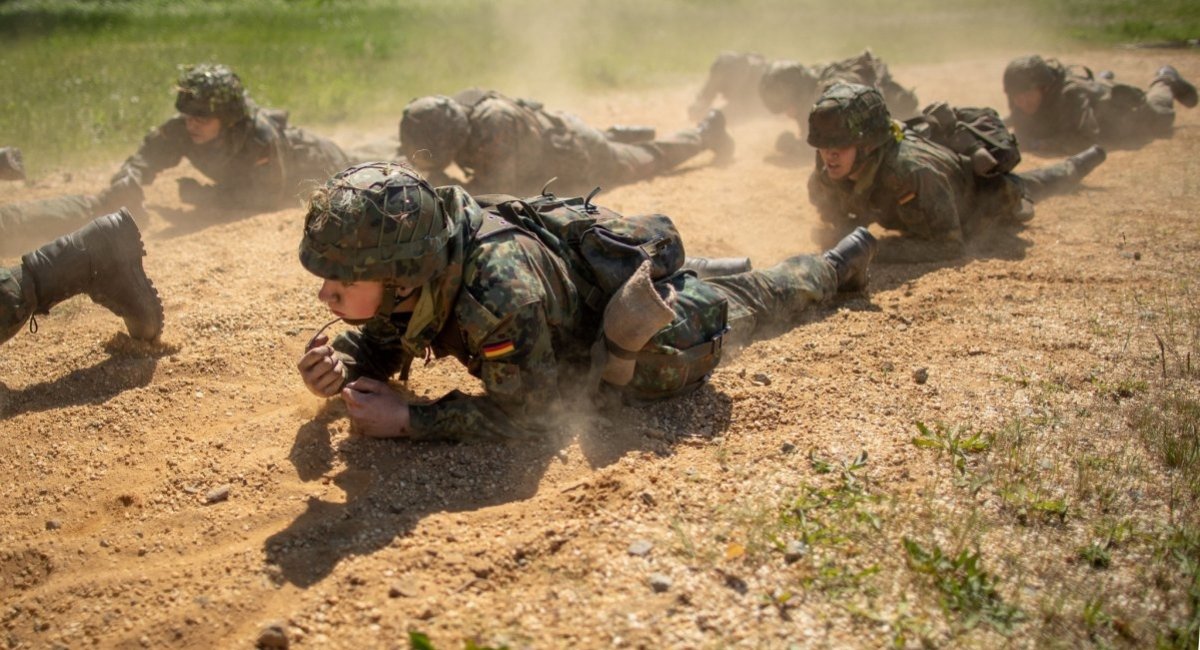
[0,265,35,347]
[705,253,838,352]
[581,124,708,186]
[0,194,103,256]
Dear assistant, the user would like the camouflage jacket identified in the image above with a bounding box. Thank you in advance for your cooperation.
[115,106,349,211]
[808,135,977,260]
[457,93,597,196]
[1006,62,1157,153]
[817,50,919,119]
[330,187,595,442]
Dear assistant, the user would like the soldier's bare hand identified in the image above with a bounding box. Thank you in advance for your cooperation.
[297,335,346,397]
[342,377,411,438]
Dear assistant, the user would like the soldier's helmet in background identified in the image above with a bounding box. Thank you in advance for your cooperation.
[300,162,452,287]
[399,96,471,170]
[758,60,819,115]
[174,63,249,124]
[1003,55,1057,95]
[807,82,894,150]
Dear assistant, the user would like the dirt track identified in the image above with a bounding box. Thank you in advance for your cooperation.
[1,49,1198,648]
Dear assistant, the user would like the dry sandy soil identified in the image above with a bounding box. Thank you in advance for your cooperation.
[1,50,1198,649]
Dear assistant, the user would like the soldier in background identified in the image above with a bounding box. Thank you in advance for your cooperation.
[398,92,734,197]
[760,50,921,160]
[0,209,163,347]
[0,147,25,181]
[1003,54,1198,153]
[295,162,875,442]
[806,83,1106,263]
[1,64,351,250]
[687,51,773,123]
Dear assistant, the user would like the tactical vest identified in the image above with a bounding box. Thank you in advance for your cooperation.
[472,192,729,402]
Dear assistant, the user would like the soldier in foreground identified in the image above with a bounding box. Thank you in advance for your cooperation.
[806,83,1107,263]
[0,209,163,347]
[1003,54,1198,153]
[295,162,875,441]
[757,50,920,159]
[398,92,734,197]
[0,63,351,248]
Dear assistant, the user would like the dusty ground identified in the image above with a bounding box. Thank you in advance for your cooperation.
[1,50,1198,649]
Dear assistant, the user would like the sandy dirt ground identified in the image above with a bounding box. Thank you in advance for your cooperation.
[1,49,1198,649]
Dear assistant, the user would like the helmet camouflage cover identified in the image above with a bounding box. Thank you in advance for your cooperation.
[807,82,893,149]
[399,95,470,168]
[174,63,248,123]
[1003,55,1057,94]
[758,60,819,114]
[299,162,454,286]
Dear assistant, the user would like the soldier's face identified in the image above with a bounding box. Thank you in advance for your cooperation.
[184,115,222,144]
[819,146,857,180]
[1009,88,1044,115]
[318,279,384,320]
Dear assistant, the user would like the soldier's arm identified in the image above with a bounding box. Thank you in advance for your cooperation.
[879,169,966,263]
[330,316,413,386]
[463,109,522,195]
[112,118,187,187]
[407,300,563,443]
[184,124,290,212]
[1041,86,1101,153]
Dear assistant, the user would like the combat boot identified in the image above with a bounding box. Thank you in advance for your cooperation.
[20,209,163,341]
[698,109,735,164]
[822,227,878,292]
[1152,65,1198,108]
[682,256,753,279]
[0,147,24,181]
[1067,145,1107,181]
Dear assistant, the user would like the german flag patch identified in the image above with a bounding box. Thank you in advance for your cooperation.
[482,340,516,359]
[898,192,917,205]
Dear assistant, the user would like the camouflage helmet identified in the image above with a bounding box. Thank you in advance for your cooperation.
[174,63,248,123]
[1003,55,1057,94]
[759,60,819,114]
[399,95,470,169]
[807,82,893,149]
[300,162,454,287]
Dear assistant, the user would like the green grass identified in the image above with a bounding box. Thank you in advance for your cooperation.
[6,0,1173,176]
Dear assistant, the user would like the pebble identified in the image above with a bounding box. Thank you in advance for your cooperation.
[258,623,290,647]
[205,485,231,504]
[45,520,62,531]
[912,367,929,384]
[751,373,772,386]
[784,540,808,564]
[628,540,654,557]
[780,442,796,455]
[649,573,672,593]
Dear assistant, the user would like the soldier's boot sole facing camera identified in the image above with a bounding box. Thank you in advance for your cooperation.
[682,256,753,279]
[822,227,878,292]
[21,209,164,341]
[1153,65,1198,108]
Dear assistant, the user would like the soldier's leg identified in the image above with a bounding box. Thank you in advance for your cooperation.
[705,254,837,350]
[605,110,735,183]
[1151,65,1198,109]
[18,209,163,341]
[1015,146,1107,202]
[0,265,37,346]
[1,194,105,250]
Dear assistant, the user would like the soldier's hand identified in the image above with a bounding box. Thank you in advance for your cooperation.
[177,177,211,205]
[297,335,347,397]
[342,377,411,438]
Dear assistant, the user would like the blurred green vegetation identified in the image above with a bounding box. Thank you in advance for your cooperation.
[0,0,1195,175]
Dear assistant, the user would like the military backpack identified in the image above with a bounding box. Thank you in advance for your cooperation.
[904,102,1022,177]
[473,191,729,402]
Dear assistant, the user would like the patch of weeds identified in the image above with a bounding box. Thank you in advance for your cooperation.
[409,632,510,650]
[911,421,990,476]
[1081,596,1114,641]
[1155,524,1200,648]
[1091,375,1148,402]
[902,537,1025,635]
[998,482,1069,525]
[1076,542,1111,569]
[1133,392,1200,499]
